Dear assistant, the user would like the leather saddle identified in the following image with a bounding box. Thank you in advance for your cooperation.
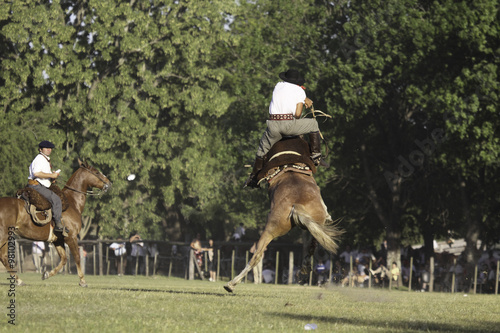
[16,183,69,226]
[256,136,316,185]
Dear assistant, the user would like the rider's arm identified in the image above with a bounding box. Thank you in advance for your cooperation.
[294,98,313,118]
[33,171,59,179]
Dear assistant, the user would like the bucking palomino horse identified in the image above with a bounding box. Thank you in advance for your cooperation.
[0,159,111,287]
[224,136,342,292]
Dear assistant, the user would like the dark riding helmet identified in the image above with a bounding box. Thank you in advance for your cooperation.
[39,140,55,149]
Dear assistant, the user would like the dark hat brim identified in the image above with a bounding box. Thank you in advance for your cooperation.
[279,70,305,86]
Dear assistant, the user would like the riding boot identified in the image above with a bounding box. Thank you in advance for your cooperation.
[244,156,264,188]
[54,219,69,237]
[309,131,323,166]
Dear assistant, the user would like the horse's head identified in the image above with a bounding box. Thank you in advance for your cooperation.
[77,159,112,195]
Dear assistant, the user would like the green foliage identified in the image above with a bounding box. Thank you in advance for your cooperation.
[1,0,499,252]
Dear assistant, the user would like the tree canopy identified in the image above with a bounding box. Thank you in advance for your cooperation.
[1,0,498,263]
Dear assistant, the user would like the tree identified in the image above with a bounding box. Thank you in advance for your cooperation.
[309,0,499,264]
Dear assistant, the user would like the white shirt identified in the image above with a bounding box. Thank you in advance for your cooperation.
[268,82,306,115]
[28,153,53,188]
[32,241,45,254]
[110,242,126,256]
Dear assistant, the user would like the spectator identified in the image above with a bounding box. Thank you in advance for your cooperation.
[262,261,275,283]
[390,262,401,288]
[339,245,357,269]
[206,239,217,282]
[109,238,127,276]
[418,263,430,292]
[145,242,159,274]
[32,241,45,273]
[190,237,204,270]
[315,260,327,286]
[130,233,146,275]
[232,223,246,241]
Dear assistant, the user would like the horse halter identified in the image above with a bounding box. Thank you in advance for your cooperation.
[63,165,111,196]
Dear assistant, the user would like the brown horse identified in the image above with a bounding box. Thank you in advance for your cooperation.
[0,159,111,287]
[224,137,342,292]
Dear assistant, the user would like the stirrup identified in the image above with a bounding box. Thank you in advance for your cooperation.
[243,175,259,189]
[54,225,69,237]
[311,154,329,167]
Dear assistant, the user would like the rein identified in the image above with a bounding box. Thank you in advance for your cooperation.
[63,166,109,196]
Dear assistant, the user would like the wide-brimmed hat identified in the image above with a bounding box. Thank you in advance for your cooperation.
[39,140,55,149]
[279,69,305,86]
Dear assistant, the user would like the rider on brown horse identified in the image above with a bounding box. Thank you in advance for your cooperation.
[244,69,324,188]
[27,140,69,236]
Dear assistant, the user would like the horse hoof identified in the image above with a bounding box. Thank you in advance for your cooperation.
[17,280,26,286]
[223,284,234,293]
[79,281,88,288]
[42,272,49,280]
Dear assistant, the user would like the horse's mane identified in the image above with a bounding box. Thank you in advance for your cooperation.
[256,136,316,181]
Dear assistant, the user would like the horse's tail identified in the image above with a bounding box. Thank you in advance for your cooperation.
[290,204,342,254]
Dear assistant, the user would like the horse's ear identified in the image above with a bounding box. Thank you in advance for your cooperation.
[78,158,83,166]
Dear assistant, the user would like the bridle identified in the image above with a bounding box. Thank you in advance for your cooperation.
[63,165,111,196]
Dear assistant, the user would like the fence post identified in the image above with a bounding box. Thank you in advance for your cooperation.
[349,255,353,287]
[451,258,456,293]
[105,245,109,275]
[188,249,194,280]
[288,251,294,285]
[231,250,235,280]
[217,249,220,282]
[98,241,103,276]
[275,251,279,285]
[153,253,158,276]
[429,256,434,292]
[50,244,55,270]
[408,257,413,292]
[93,244,96,275]
[15,241,22,273]
[309,256,313,286]
[368,260,372,289]
[473,265,478,295]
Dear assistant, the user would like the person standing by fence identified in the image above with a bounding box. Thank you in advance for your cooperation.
[109,238,127,276]
[32,241,45,273]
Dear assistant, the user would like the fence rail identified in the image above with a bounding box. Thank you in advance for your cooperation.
[6,239,499,295]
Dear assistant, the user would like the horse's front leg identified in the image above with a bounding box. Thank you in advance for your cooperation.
[224,231,274,293]
[66,236,87,287]
[42,241,66,281]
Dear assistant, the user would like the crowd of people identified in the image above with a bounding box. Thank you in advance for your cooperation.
[315,242,499,293]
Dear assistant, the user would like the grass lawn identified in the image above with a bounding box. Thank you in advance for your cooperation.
[1,273,498,332]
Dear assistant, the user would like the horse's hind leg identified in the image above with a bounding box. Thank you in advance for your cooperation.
[42,241,67,280]
[224,231,274,293]
[66,236,87,287]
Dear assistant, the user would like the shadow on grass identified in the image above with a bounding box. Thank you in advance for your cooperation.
[270,312,498,332]
[91,286,228,297]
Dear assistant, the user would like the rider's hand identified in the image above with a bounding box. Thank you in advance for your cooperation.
[304,98,313,109]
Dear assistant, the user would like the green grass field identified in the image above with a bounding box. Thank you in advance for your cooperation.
[1,273,498,332]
